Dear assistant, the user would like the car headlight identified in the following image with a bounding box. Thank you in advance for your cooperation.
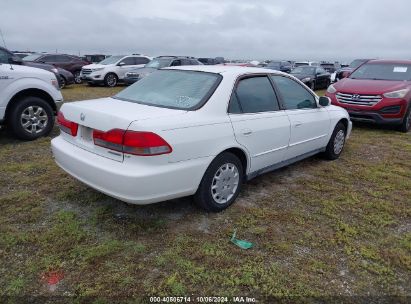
[327,84,337,94]
[92,68,104,72]
[383,88,409,99]
[51,68,58,73]
[301,77,311,83]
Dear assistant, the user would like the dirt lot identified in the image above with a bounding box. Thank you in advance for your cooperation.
[0,84,410,301]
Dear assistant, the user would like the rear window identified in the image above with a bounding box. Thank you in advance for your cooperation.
[114,70,221,110]
[350,63,411,81]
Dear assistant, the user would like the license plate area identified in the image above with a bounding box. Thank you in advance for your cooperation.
[80,126,93,144]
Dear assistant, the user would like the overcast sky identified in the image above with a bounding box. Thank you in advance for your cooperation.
[0,0,409,62]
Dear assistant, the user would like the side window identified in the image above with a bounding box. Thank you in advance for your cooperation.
[42,55,56,62]
[135,57,150,65]
[228,93,242,114]
[54,55,71,62]
[120,57,135,65]
[271,76,317,110]
[0,49,10,63]
[171,60,182,66]
[317,67,326,74]
[181,59,192,65]
[233,76,279,113]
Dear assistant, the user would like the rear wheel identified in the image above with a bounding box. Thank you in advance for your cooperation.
[194,152,243,212]
[104,73,118,87]
[323,122,346,160]
[7,96,54,140]
[398,106,411,133]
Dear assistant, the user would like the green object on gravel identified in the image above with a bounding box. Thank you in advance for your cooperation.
[230,229,253,249]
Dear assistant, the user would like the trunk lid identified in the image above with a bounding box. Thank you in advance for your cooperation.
[60,97,186,161]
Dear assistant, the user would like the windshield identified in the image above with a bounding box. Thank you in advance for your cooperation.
[350,63,411,81]
[22,54,43,61]
[145,58,172,69]
[291,67,315,74]
[98,55,124,65]
[114,70,221,110]
[267,62,281,68]
[349,59,367,69]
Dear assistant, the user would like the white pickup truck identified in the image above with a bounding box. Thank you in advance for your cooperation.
[0,63,63,140]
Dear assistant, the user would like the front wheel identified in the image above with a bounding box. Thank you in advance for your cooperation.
[398,106,411,133]
[323,122,346,160]
[310,81,316,90]
[7,96,54,141]
[104,73,118,87]
[59,76,66,89]
[73,70,82,84]
[194,152,243,212]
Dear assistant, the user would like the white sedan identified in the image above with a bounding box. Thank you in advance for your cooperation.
[51,66,352,212]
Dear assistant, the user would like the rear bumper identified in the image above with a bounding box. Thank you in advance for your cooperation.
[51,136,211,205]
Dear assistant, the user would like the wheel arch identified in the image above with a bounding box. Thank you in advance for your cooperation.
[217,147,249,180]
[5,88,56,122]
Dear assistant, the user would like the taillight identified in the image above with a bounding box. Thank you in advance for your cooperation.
[57,111,78,136]
[92,129,172,156]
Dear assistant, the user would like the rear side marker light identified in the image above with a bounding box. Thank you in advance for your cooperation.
[57,111,78,136]
[92,129,172,156]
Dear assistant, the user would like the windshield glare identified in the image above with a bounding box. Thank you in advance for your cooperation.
[22,54,43,61]
[349,59,366,69]
[350,63,411,81]
[145,58,172,69]
[291,67,315,74]
[114,70,221,110]
[98,55,124,65]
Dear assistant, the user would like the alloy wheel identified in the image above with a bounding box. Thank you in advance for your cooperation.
[20,106,48,134]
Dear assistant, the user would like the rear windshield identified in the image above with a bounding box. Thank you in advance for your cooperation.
[350,63,411,81]
[114,70,221,110]
[22,54,43,61]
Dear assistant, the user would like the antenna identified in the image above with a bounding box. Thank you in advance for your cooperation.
[0,28,13,70]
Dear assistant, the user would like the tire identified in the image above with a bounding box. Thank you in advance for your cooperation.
[73,70,82,84]
[323,122,346,160]
[310,81,316,90]
[194,152,244,212]
[104,73,118,87]
[398,105,411,133]
[59,76,66,89]
[7,96,54,141]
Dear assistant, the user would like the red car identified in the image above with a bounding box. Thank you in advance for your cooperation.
[326,60,411,132]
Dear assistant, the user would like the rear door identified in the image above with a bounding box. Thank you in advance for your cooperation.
[270,75,330,160]
[228,75,291,173]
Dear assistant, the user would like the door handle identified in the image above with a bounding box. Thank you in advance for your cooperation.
[294,122,303,127]
[241,129,253,136]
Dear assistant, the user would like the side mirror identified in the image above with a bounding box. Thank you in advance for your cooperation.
[319,96,331,107]
[118,62,125,66]
[9,56,22,64]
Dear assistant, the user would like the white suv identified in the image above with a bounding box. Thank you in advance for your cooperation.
[81,55,152,87]
[0,63,63,140]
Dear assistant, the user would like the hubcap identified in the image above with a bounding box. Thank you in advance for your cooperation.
[211,163,240,204]
[333,130,345,155]
[107,75,116,86]
[21,106,48,134]
[74,71,81,83]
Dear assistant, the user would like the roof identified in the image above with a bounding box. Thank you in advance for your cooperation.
[165,65,287,76]
[367,59,411,65]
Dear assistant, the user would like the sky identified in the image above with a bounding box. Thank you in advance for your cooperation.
[0,0,410,62]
